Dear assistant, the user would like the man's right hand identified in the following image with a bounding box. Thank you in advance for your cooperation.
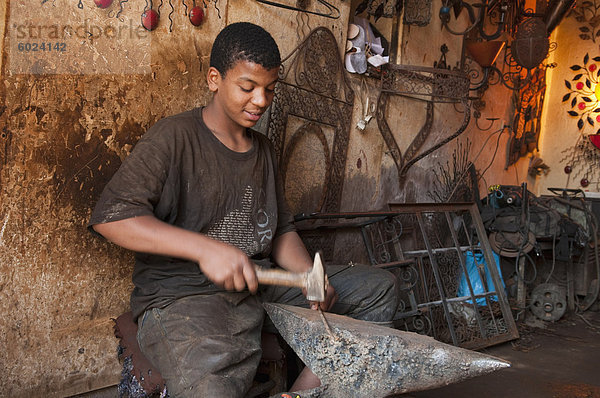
[196,238,258,293]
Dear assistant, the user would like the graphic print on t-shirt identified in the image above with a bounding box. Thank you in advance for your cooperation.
[206,185,273,256]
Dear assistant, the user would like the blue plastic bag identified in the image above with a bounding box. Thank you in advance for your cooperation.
[457,250,505,306]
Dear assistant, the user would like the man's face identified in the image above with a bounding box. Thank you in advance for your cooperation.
[209,60,280,129]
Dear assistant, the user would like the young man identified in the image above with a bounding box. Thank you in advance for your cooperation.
[89,22,398,397]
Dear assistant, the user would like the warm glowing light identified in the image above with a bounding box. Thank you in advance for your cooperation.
[564,53,600,130]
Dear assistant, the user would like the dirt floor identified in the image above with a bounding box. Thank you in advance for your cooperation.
[403,310,600,398]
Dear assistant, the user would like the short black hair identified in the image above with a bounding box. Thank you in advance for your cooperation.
[210,22,281,77]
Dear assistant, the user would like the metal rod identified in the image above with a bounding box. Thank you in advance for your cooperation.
[361,225,378,265]
[296,203,478,222]
[318,308,338,341]
[417,291,503,308]
[373,259,416,269]
[516,255,526,308]
[389,6,400,64]
[417,256,438,340]
[468,204,519,339]
[445,211,487,338]
[255,0,340,19]
[459,214,501,336]
[404,245,473,256]
[416,211,459,346]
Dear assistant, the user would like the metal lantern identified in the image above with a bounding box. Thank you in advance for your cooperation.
[512,17,549,70]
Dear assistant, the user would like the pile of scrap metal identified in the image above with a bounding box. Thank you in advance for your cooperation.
[480,184,600,319]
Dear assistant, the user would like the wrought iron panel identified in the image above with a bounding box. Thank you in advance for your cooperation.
[380,64,471,103]
[267,27,354,260]
[376,62,472,185]
[387,202,519,349]
[294,204,519,350]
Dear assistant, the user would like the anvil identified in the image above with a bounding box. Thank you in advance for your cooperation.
[264,303,510,398]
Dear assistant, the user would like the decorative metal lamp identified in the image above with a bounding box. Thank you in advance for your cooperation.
[511,17,550,71]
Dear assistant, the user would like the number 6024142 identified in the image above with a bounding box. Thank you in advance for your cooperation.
[17,42,66,52]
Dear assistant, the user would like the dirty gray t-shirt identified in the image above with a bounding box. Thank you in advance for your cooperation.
[88,107,295,319]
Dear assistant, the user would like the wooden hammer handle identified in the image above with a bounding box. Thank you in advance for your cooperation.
[254,266,305,289]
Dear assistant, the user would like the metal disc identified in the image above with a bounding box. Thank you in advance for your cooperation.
[530,283,567,322]
[489,231,535,257]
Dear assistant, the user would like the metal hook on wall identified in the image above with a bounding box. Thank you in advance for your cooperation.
[439,0,510,40]
[255,0,340,19]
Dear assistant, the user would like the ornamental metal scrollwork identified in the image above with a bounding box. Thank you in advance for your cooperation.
[267,27,354,259]
[376,55,472,185]
[278,27,354,105]
[399,313,433,335]
[404,0,432,26]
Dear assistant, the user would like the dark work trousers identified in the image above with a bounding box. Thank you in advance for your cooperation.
[136,263,399,398]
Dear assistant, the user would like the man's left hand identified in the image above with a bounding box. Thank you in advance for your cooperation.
[308,284,337,312]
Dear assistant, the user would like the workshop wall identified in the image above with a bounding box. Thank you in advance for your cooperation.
[340,1,533,214]
[332,1,535,262]
[538,8,600,195]
[0,0,350,396]
[1,1,210,396]
[1,0,547,395]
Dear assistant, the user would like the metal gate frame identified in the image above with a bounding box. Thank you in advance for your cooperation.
[295,202,519,350]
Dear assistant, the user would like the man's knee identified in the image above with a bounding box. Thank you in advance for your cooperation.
[332,264,399,323]
[366,267,399,321]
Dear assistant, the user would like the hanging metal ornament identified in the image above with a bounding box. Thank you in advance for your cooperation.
[141,0,159,31]
[141,9,159,30]
[512,17,550,70]
[167,0,175,32]
[211,0,221,19]
[189,0,205,26]
[182,0,188,15]
[108,0,128,19]
[94,0,113,8]
[560,135,600,189]
[581,177,590,187]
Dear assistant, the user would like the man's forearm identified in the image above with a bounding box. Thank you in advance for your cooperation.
[93,215,259,292]
[271,231,313,273]
[92,215,206,262]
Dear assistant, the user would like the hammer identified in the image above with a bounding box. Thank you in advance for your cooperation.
[254,252,326,302]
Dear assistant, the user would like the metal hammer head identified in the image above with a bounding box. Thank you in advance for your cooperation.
[305,252,326,302]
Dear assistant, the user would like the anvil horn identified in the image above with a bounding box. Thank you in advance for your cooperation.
[264,303,510,398]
